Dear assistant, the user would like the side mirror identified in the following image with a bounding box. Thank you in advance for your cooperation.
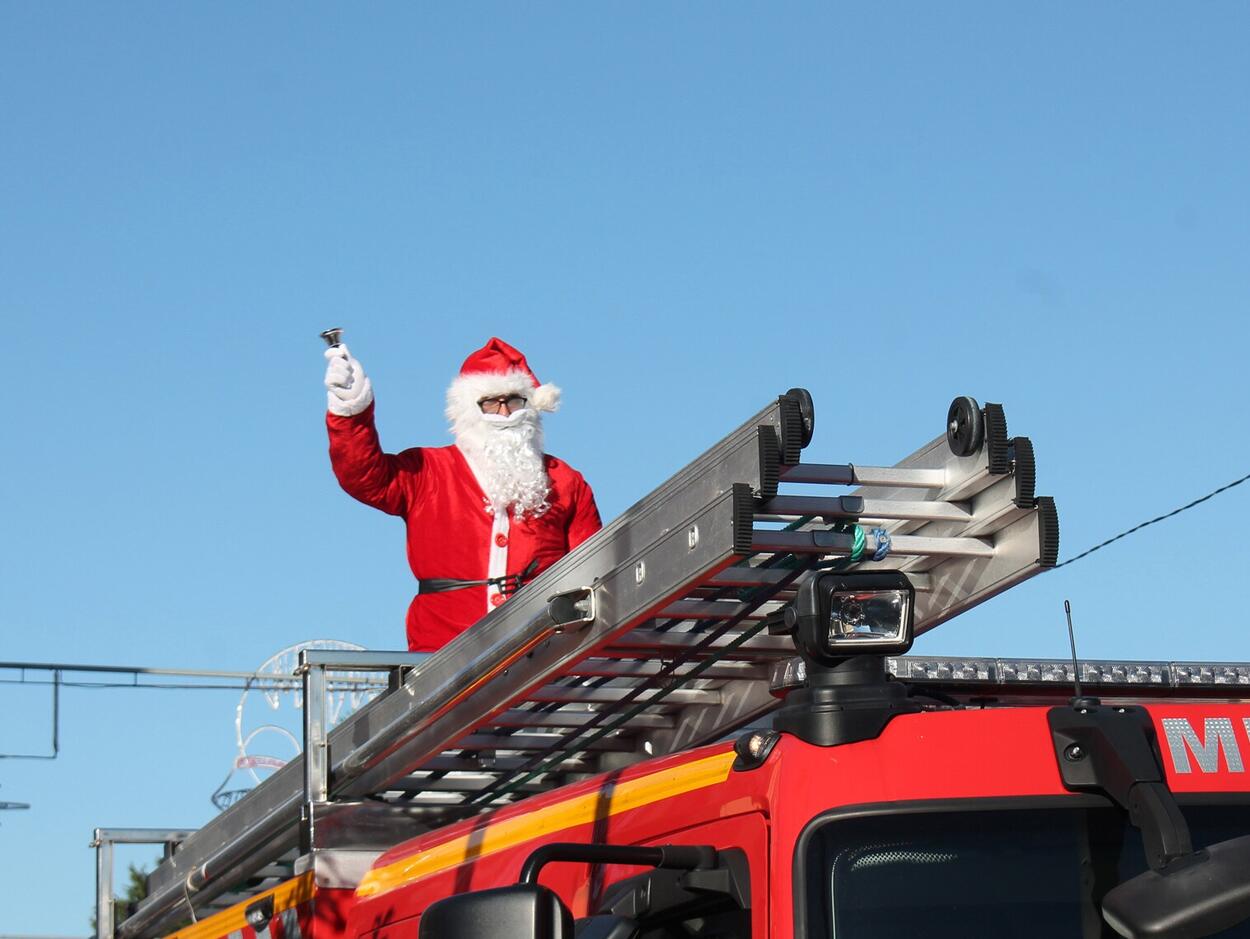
[418,884,573,939]
[1102,834,1250,939]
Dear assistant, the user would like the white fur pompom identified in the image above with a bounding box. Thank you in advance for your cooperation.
[530,382,561,413]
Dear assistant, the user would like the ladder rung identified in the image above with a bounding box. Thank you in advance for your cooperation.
[564,658,770,681]
[658,599,770,621]
[758,495,971,524]
[709,567,797,587]
[389,775,555,795]
[706,568,932,594]
[960,501,1032,539]
[782,463,947,488]
[492,708,675,730]
[451,733,637,752]
[844,471,1031,545]
[607,630,795,658]
[376,791,495,807]
[527,684,721,706]
[419,754,592,773]
[751,530,995,559]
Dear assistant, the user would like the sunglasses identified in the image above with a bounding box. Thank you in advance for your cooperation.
[478,394,528,414]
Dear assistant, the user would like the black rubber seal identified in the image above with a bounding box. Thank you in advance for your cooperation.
[732,483,757,556]
[778,394,806,466]
[1036,495,1060,567]
[983,403,1010,475]
[1011,436,1036,508]
[757,426,780,500]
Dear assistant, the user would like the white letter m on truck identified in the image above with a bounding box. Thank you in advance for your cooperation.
[1161,717,1247,773]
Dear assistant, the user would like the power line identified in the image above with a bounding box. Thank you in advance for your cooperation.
[1057,471,1250,569]
[0,662,386,762]
[0,661,386,693]
[0,678,383,692]
[0,661,366,680]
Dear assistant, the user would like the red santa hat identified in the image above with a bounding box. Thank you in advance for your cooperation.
[446,337,561,426]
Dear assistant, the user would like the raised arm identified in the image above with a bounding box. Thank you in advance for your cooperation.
[325,345,412,517]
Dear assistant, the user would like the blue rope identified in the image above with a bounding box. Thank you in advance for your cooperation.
[871,527,892,562]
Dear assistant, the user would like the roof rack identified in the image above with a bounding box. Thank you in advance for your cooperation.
[111,390,1056,939]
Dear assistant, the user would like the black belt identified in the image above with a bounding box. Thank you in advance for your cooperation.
[419,559,540,596]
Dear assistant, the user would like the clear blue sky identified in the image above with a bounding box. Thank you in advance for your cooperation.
[2,4,1247,933]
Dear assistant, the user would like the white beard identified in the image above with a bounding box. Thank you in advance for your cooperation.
[454,407,551,519]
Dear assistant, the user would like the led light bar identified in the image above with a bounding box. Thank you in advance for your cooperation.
[769,655,1250,699]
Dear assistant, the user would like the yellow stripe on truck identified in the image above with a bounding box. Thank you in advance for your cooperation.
[357,750,736,899]
[165,870,315,939]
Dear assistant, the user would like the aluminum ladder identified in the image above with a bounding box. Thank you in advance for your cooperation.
[115,389,1056,938]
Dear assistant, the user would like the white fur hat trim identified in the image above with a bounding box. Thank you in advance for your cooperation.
[446,369,561,430]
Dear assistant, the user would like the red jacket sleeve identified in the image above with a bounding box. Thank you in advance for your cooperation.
[326,402,417,517]
[566,474,603,550]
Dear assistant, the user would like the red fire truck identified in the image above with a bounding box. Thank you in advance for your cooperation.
[98,393,1250,939]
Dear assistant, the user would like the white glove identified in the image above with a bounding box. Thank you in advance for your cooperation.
[324,344,374,417]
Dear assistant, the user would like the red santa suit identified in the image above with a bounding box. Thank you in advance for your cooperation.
[326,338,602,652]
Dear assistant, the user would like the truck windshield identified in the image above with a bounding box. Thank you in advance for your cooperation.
[801,803,1250,939]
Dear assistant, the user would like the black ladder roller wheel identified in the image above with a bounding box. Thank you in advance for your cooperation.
[946,396,984,457]
[786,387,815,448]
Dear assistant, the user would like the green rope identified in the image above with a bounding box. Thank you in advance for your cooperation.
[848,524,865,561]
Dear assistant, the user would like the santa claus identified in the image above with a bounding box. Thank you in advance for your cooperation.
[324,337,602,652]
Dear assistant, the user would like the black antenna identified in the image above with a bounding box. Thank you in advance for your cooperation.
[1064,599,1082,699]
[1064,599,1099,708]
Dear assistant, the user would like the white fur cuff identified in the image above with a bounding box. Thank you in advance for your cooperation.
[327,377,374,417]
